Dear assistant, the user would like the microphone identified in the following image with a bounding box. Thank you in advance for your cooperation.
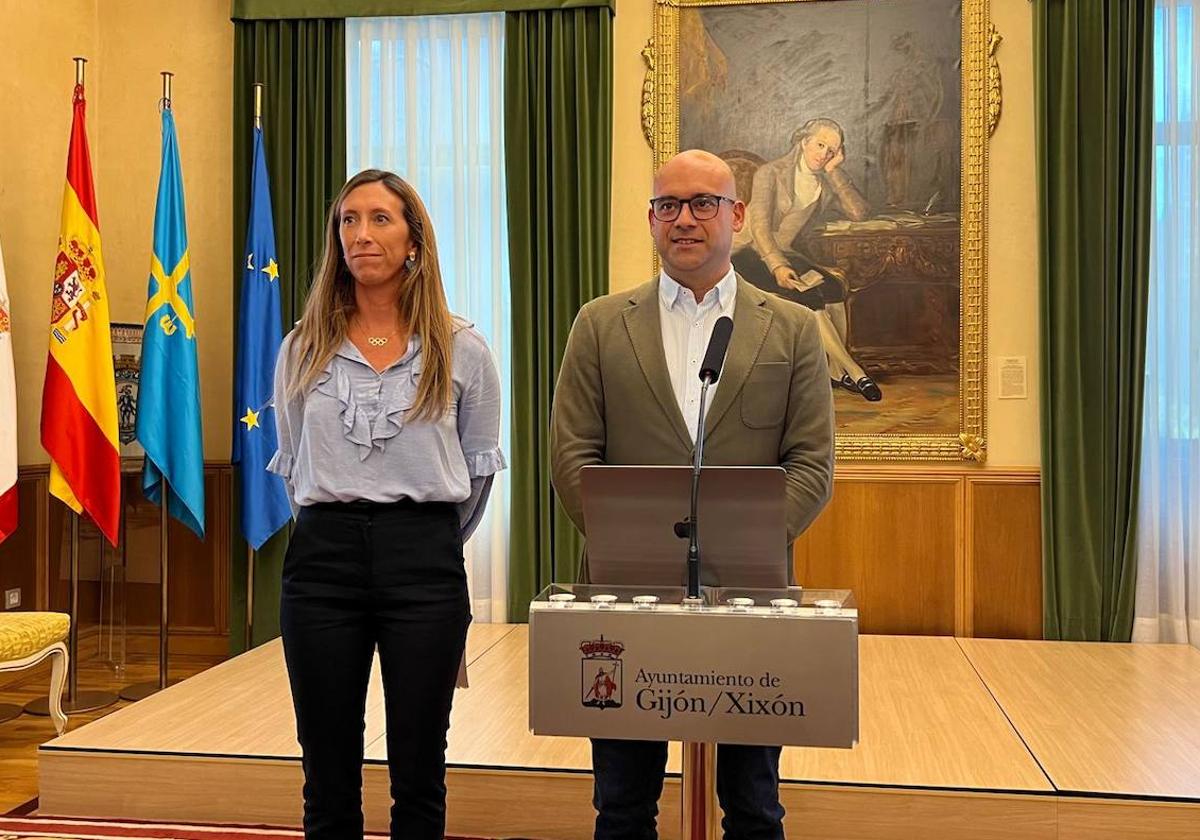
[685,315,734,601]
[699,316,734,383]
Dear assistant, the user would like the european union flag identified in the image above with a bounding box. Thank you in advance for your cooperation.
[136,108,205,537]
[232,124,290,549]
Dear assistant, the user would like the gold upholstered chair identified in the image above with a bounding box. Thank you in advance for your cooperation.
[0,612,70,735]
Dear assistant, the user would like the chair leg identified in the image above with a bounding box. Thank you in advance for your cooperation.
[48,642,69,735]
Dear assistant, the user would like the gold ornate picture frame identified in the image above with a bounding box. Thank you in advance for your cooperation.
[645,0,990,462]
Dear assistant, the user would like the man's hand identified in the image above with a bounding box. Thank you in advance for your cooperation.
[773,265,801,289]
[824,145,846,172]
[774,265,824,292]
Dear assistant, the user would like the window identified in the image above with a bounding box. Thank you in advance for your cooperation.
[347,14,512,622]
[1135,0,1198,646]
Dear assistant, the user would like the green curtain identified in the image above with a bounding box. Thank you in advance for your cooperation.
[1035,0,1154,642]
[230,19,346,651]
[232,0,612,19]
[505,7,612,622]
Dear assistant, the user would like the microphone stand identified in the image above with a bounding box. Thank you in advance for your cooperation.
[687,376,714,601]
[682,312,732,605]
[680,311,730,840]
[682,371,718,840]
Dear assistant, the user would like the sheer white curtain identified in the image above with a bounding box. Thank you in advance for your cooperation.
[347,14,511,623]
[1134,0,1198,648]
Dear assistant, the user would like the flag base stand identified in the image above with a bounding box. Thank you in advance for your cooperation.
[119,493,174,704]
[26,690,117,716]
[118,679,180,702]
[28,510,120,718]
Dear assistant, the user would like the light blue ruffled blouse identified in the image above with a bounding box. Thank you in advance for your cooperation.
[267,318,506,540]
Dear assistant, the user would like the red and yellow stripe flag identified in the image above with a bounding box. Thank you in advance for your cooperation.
[40,82,120,545]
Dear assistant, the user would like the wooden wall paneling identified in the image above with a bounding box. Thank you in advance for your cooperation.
[967,473,1042,639]
[46,497,106,622]
[11,462,1043,646]
[35,474,48,610]
[9,464,232,658]
[0,475,44,612]
[213,467,231,636]
[120,466,231,641]
[793,467,1041,638]
[793,468,962,636]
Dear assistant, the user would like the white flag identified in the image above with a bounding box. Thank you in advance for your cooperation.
[0,236,16,542]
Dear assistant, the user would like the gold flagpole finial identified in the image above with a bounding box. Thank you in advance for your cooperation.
[161,71,174,110]
[253,82,264,130]
[73,57,87,86]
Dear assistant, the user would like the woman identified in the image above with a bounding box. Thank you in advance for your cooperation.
[268,169,504,839]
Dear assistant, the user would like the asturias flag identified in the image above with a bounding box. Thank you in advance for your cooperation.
[135,106,205,537]
[40,82,121,545]
[232,124,291,549]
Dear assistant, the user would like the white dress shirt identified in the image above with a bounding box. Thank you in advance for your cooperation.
[658,267,738,443]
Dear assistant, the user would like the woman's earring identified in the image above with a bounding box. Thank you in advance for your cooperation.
[405,252,417,270]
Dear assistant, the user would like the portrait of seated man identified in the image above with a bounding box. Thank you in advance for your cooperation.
[731,117,881,402]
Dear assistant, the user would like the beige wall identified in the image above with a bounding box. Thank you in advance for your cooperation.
[986,0,1041,467]
[2,0,1037,468]
[0,0,99,465]
[610,0,1041,467]
[0,0,232,467]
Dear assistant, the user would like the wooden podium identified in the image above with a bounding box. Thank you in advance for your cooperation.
[529,584,859,838]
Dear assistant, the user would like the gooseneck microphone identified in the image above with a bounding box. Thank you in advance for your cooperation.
[686,315,734,600]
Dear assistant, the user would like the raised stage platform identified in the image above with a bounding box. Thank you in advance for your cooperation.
[38,625,1200,839]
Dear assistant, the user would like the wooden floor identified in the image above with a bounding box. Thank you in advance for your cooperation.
[31,626,1200,840]
[0,649,220,815]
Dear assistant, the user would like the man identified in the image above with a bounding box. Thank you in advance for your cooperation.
[732,118,882,401]
[550,149,834,840]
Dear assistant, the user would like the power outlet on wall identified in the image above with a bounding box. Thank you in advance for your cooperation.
[4,588,20,610]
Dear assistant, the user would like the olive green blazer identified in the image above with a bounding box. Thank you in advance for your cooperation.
[550,276,835,578]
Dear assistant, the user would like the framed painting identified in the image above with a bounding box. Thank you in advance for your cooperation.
[645,0,990,461]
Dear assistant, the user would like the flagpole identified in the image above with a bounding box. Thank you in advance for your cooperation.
[159,487,170,690]
[67,510,119,708]
[28,57,118,718]
[28,511,120,715]
[120,71,179,702]
[245,544,255,651]
[28,511,118,714]
[241,81,267,654]
[62,56,116,713]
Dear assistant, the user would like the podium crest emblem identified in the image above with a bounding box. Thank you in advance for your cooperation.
[580,636,624,710]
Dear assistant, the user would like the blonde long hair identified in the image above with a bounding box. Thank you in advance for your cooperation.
[288,169,454,421]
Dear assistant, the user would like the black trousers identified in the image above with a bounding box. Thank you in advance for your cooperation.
[280,499,470,840]
[732,247,845,311]
[592,738,785,840]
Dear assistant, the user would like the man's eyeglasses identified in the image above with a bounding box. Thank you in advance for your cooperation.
[649,194,735,222]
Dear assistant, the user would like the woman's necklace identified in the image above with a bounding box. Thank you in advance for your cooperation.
[354,318,400,348]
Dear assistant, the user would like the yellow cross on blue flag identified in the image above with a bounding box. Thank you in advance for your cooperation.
[135,107,205,537]
[232,122,291,548]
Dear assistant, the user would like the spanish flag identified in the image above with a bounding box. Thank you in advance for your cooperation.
[40,82,120,545]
